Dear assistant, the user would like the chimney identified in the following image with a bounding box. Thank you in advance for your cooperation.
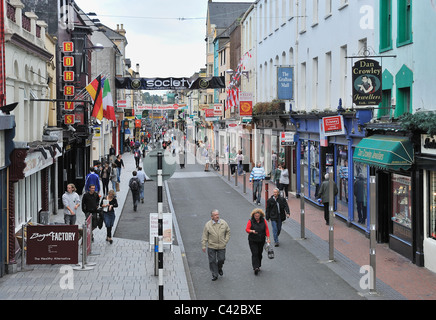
[117,23,126,36]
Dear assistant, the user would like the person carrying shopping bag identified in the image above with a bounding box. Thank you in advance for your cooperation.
[245,208,270,275]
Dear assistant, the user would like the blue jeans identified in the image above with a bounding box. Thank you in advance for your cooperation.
[140,183,144,200]
[252,180,263,204]
[271,219,282,244]
[116,167,121,182]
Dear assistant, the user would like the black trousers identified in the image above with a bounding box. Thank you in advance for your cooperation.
[323,203,329,223]
[248,240,265,270]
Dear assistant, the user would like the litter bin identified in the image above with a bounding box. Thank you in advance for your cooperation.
[38,211,50,225]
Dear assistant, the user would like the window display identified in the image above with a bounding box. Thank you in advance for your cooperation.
[392,174,412,242]
[310,141,320,201]
[430,172,436,239]
[353,162,368,225]
[336,146,348,216]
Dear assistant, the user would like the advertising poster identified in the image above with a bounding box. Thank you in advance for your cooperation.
[27,225,79,265]
[150,213,173,245]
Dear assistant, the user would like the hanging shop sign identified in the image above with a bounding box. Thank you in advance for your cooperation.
[277,67,294,100]
[352,59,382,106]
[280,132,295,146]
[27,225,79,265]
[321,115,345,137]
[239,92,253,116]
[115,76,225,91]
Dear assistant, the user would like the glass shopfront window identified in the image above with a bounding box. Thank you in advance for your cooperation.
[392,174,412,243]
[310,141,320,201]
[353,162,368,225]
[301,141,309,198]
[336,146,349,216]
[429,172,436,239]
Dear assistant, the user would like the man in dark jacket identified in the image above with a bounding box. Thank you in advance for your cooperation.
[81,184,100,239]
[266,188,290,247]
[129,171,141,211]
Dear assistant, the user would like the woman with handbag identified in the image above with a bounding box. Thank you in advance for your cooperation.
[100,190,118,244]
[245,208,271,275]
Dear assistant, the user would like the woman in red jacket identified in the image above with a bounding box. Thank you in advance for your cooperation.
[246,208,270,275]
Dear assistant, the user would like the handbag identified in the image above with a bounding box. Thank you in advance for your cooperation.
[116,182,120,192]
[264,243,275,259]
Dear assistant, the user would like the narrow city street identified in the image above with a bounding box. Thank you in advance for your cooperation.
[167,163,365,300]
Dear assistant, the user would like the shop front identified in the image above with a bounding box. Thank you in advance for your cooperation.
[253,115,297,191]
[353,133,420,264]
[415,134,436,270]
[293,109,373,231]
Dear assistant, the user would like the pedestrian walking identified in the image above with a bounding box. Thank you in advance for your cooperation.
[266,188,290,247]
[201,210,231,281]
[273,164,282,187]
[85,167,100,194]
[101,162,111,196]
[316,173,339,225]
[81,184,100,240]
[249,162,266,206]
[109,163,118,193]
[62,183,80,225]
[109,144,116,163]
[179,146,185,169]
[136,166,147,203]
[134,147,141,168]
[129,171,141,211]
[279,164,290,200]
[114,154,124,183]
[100,190,118,244]
[245,208,270,275]
[236,150,244,175]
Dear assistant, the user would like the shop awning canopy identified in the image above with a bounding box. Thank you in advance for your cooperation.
[353,135,414,171]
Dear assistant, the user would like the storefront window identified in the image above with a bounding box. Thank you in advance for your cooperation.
[310,141,320,201]
[336,146,348,215]
[429,172,436,239]
[301,141,309,198]
[353,162,368,225]
[392,174,412,243]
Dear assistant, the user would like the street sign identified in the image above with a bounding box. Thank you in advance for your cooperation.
[143,149,177,181]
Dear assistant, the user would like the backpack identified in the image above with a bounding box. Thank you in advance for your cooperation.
[130,178,139,191]
[135,151,140,158]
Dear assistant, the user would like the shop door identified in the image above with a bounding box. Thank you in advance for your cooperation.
[376,171,390,243]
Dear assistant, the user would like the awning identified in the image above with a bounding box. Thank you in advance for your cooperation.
[353,135,414,170]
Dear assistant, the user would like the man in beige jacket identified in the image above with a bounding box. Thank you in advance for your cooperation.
[202,209,231,281]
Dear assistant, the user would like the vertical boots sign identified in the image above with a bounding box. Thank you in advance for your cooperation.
[352,59,382,106]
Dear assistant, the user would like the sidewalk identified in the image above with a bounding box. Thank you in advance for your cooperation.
[0,152,190,300]
[218,164,436,300]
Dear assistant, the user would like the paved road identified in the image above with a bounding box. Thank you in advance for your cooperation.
[167,164,365,300]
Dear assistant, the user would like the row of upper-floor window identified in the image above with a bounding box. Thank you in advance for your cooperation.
[380,0,413,52]
[243,0,349,47]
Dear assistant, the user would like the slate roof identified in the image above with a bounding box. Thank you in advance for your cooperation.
[208,2,253,30]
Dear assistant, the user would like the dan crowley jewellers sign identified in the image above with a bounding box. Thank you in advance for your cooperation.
[352,59,382,106]
[115,76,225,91]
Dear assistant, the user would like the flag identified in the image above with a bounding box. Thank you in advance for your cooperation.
[102,79,116,121]
[86,75,103,120]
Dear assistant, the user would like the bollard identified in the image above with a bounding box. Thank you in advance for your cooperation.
[328,167,334,261]
[228,163,231,181]
[73,223,94,271]
[222,163,225,176]
[235,170,238,187]
[243,172,247,194]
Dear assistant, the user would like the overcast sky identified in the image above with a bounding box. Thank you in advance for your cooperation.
[74,0,253,78]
